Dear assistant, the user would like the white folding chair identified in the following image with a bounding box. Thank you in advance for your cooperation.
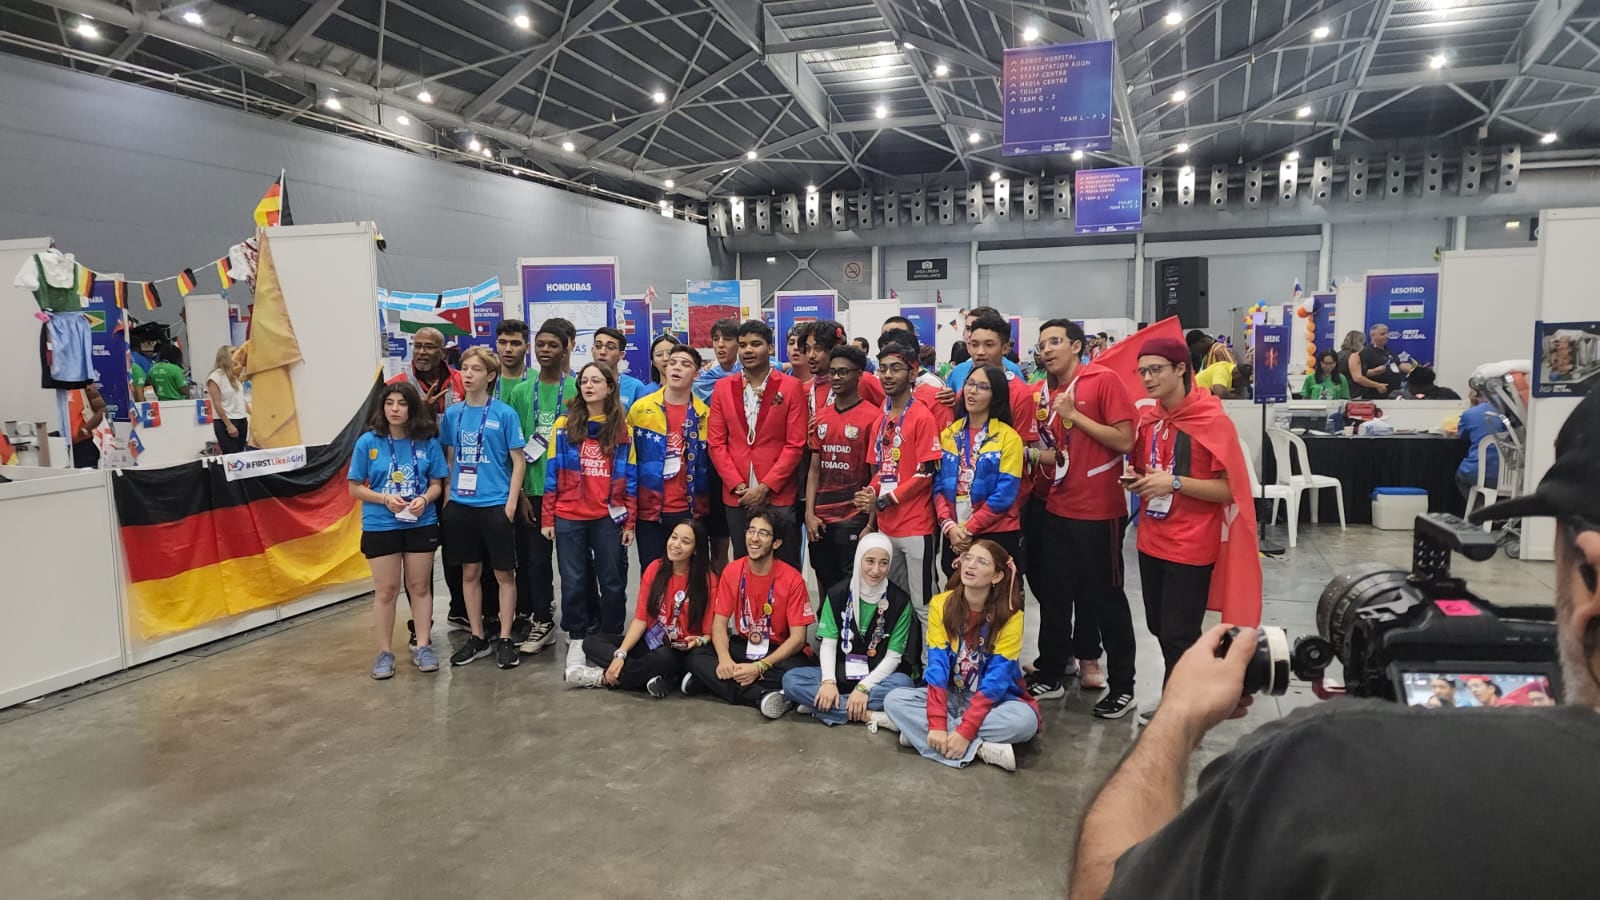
[1267,428,1348,538]
[1241,426,1299,546]
[1464,434,1502,531]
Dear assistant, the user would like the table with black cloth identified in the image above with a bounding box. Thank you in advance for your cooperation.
[1261,433,1469,526]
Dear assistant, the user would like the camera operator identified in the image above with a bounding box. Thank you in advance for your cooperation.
[1070,389,1600,900]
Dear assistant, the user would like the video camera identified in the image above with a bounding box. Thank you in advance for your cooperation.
[1224,513,1563,705]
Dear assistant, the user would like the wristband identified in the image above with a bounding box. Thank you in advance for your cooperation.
[853,683,871,694]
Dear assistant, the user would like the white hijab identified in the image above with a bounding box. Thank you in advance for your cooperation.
[849,532,895,625]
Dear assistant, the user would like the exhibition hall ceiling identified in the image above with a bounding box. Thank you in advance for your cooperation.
[4,0,1600,205]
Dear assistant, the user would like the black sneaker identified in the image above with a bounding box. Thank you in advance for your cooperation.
[680,672,703,696]
[450,635,492,666]
[446,615,470,632]
[1092,692,1136,719]
[509,617,533,645]
[406,620,417,648]
[494,638,520,669]
[645,675,670,698]
[1026,676,1066,701]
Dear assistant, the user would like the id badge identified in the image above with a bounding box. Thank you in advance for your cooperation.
[663,453,682,478]
[956,495,973,524]
[644,622,667,650]
[744,634,769,659]
[845,654,870,680]
[1388,362,1400,374]
[608,504,628,524]
[456,465,479,497]
[394,505,420,523]
[1145,493,1173,519]
[523,433,548,463]
[878,474,897,498]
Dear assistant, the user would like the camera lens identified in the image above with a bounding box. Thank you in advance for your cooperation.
[1220,626,1293,696]
[1317,564,1410,663]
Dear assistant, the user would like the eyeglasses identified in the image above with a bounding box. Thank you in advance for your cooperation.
[592,341,621,351]
[879,362,911,375]
[965,382,994,393]
[826,367,861,377]
[1137,363,1173,378]
[1035,336,1067,352]
[745,526,774,539]
[957,552,995,568]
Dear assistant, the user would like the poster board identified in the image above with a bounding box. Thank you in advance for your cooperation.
[521,257,619,370]
[1363,270,1439,367]
[774,291,838,363]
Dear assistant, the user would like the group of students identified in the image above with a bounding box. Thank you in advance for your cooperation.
[349,305,1257,768]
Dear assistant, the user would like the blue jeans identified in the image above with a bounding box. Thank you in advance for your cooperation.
[780,668,913,726]
[883,686,1039,768]
[555,515,626,639]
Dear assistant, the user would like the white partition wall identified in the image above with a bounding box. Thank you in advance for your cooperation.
[0,237,61,431]
[183,294,233,375]
[1436,248,1539,397]
[1524,208,1600,561]
[843,299,900,345]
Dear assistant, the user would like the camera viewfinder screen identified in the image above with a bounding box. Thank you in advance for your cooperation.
[1402,672,1556,709]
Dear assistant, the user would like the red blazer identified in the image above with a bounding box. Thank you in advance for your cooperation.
[707,368,808,506]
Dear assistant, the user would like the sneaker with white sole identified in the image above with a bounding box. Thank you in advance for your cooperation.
[564,640,587,672]
[1138,705,1158,725]
[1080,658,1107,690]
[446,615,470,632]
[645,675,669,698]
[866,711,898,734]
[1026,676,1066,701]
[898,732,912,747]
[1061,656,1080,678]
[411,645,439,673]
[759,691,794,720]
[449,635,492,666]
[976,741,1017,772]
[518,620,558,654]
[565,665,604,688]
[494,638,520,670]
[371,650,396,680]
[1092,692,1136,719]
[680,672,703,696]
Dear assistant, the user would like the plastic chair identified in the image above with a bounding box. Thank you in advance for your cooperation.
[1267,428,1348,538]
[1240,425,1299,547]
[1463,434,1503,531]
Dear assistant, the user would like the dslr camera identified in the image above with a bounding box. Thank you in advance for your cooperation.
[1223,513,1562,705]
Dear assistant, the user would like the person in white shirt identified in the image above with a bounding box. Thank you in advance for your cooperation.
[206,345,251,452]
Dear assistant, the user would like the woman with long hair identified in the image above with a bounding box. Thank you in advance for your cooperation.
[647,332,680,388]
[567,519,716,694]
[1301,349,1352,400]
[347,381,448,679]
[780,533,918,727]
[934,364,1024,574]
[1336,329,1365,390]
[883,538,1039,771]
[206,345,250,452]
[1194,341,1237,397]
[543,362,637,680]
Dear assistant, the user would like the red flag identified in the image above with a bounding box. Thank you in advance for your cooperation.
[1092,316,1187,409]
[438,306,473,335]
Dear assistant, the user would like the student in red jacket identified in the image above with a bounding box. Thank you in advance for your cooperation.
[706,320,808,568]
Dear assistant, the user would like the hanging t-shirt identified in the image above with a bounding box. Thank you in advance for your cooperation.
[348,432,449,532]
[439,399,525,507]
[505,375,576,497]
[809,399,882,526]
[1134,417,1227,566]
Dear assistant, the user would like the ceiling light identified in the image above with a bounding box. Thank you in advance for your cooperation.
[663,178,674,188]
[652,90,667,105]
[562,140,576,152]
[467,137,481,152]
[902,39,914,49]
[183,11,203,25]
[1312,25,1331,39]
[1176,142,1190,153]
[746,149,758,160]
[513,13,532,30]
[934,63,949,77]
[1286,150,1301,161]
[766,256,777,263]
[806,184,817,193]
[1296,105,1312,118]
[396,113,410,126]
[1164,10,1183,26]
[1429,53,1447,69]
[875,104,888,119]
[1071,149,1084,161]
[482,147,493,158]
[968,131,981,144]
[417,89,433,104]
[660,199,670,210]
[1541,131,1558,144]
[324,96,342,110]
[75,20,99,39]
[989,171,1001,182]
[1022,26,1040,42]
[1504,219,1521,230]
[1171,88,1188,103]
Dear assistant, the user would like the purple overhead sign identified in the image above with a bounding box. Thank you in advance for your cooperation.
[1002,40,1114,157]
[1074,166,1143,235]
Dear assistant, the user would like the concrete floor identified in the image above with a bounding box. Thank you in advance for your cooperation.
[0,521,1555,899]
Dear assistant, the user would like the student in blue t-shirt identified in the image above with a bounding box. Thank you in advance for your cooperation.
[348,381,449,680]
[1453,387,1507,500]
[590,326,652,410]
[439,347,527,671]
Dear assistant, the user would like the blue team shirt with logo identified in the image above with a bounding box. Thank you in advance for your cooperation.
[439,400,525,507]
[348,432,449,532]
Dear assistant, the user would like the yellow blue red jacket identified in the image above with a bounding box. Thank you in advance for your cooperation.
[541,415,637,525]
[934,417,1025,535]
[626,388,710,521]
[923,592,1039,741]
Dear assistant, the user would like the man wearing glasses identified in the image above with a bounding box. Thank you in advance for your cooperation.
[589,326,650,411]
[804,344,882,591]
[683,507,815,718]
[1024,320,1139,719]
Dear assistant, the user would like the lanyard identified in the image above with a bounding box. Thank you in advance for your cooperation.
[737,567,777,636]
[659,578,688,630]
[742,372,770,444]
[876,397,912,463]
[384,436,424,495]
[1147,419,1172,472]
[957,421,990,481]
[675,401,699,498]
[531,378,567,429]
[1039,375,1079,451]
[458,404,490,460]
[840,594,887,656]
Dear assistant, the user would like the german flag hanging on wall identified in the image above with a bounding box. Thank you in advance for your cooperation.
[112,381,379,639]
[176,268,198,297]
[141,281,162,310]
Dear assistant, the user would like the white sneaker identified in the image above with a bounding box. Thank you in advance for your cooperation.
[898,732,912,747]
[565,665,604,688]
[564,640,586,671]
[976,741,1016,772]
[517,620,557,654]
[759,691,794,720]
[1137,704,1158,725]
[1061,656,1080,678]
[866,711,898,734]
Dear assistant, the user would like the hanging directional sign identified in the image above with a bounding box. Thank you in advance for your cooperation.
[1002,40,1114,157]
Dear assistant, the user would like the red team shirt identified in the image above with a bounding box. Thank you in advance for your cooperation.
[633,561,718,637]
[661,402,689,514]
[867,398,942,537]
[1036,369,1139,521]
[808,400,882,525]
[713,558,815,644]
[1133,417,1227,566]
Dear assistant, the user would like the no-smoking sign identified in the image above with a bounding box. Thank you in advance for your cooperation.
[843,260,864,283]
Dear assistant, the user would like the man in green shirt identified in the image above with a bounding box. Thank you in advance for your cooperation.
[149,345,189,401]
[493,318,531,399]
[505,319,576,654]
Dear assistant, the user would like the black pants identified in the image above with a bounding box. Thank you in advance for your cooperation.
[726,503,803,570]
[1036,514,1136,694]
[212,417,248,454]
[70,439,100,469]
[582,633,689,691]
[1137,551,1214,684]
[940,528,1022,583]
[808,518,866,593]
[517,501,554,624]
[1020,500,1051,610]
[685,640,803,708]
[637,511,694,575]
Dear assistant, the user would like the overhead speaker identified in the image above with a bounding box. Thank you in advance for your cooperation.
[967,182,984,223]
[1210,165,1228,208]
[939,185,955,224]
[829,190,847,229]
[1145,169,1163,212]
[1244,162,1262,207]
[1022,177,1039,220]
[1052,175,1071,218]
[780,194,800,235]
[910,188,927,226]
[1422,149,1443,197]
[709,203,729,237]
[1312,156,1333,204]
[883,191,900,227]
[1498,144,1520,192]
[855,188,875,229]
[1385,153,1405,199]
[1279,156,1298,204]
[1176,166,1195,208]
[1348,154,1369,202]
[804,189,820,229]
[729,197,747,233]
[753,197,772,235]
[1459,148,1482,196]
[994,178,1011,220]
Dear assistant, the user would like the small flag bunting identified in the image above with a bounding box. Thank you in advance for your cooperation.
[177,268,198,298]
[141,282,162,310]
[75,264,97,297]
[216,259,233,290]
[113,281,127,309]
[127,430,144,461]
[195,399,213,425]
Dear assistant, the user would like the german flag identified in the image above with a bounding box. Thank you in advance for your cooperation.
[112,280,127,309]
[141,281,162,310]
[0,432,17,465]
[216,258,233,291]
[253,171,293,228]
[112,382,379,638]
[176,268,198,298]
[75,264,97,297]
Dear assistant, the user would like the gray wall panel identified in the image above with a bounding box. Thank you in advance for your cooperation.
[980,260,1131,319]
